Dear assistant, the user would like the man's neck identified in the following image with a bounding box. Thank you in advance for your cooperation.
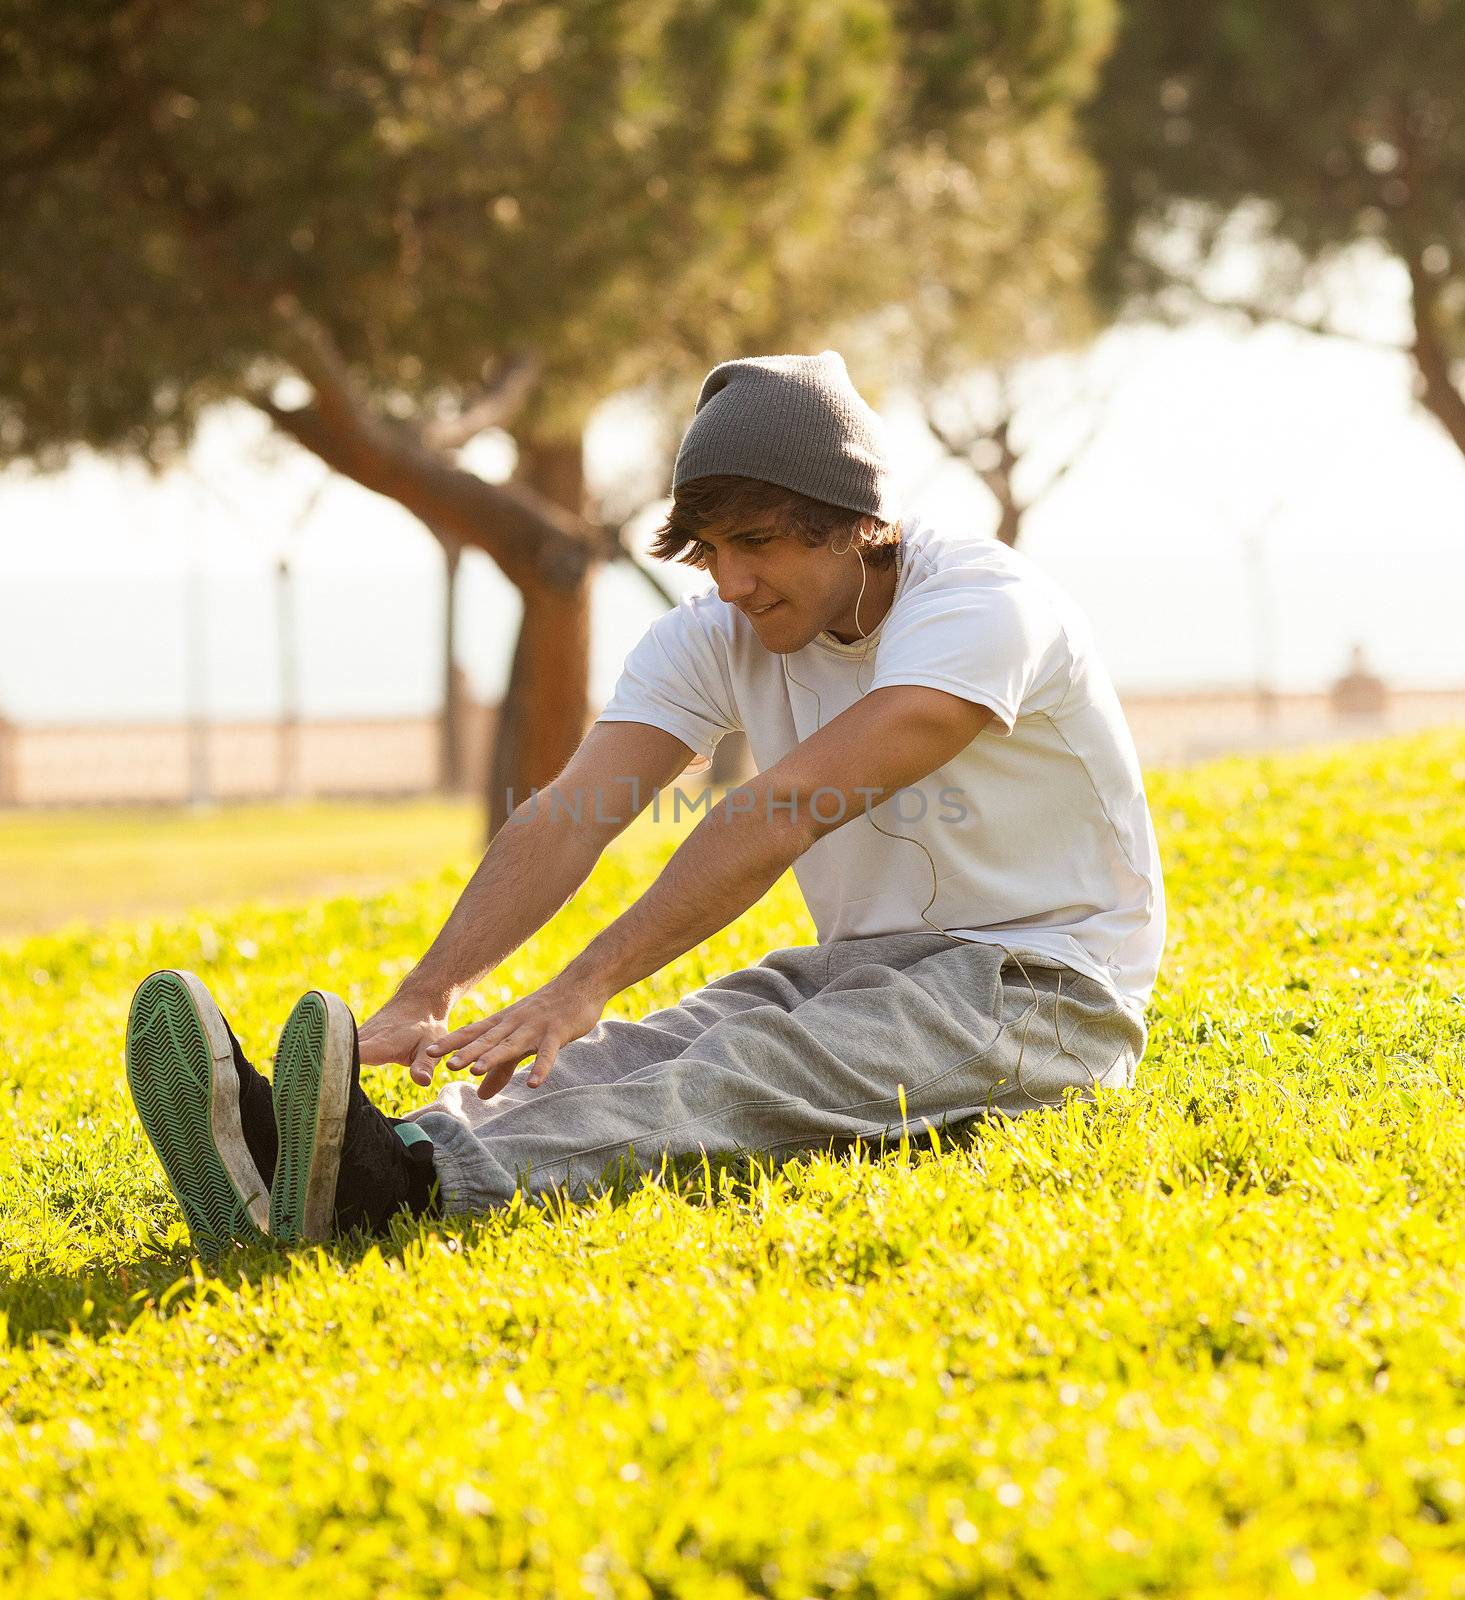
[825,559,899,644]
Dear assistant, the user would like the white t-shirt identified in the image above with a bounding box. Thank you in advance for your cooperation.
[598,509,1166,1018]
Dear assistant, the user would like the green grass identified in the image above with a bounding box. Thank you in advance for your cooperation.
[0,797,480,939]
[1,728,1462,1597]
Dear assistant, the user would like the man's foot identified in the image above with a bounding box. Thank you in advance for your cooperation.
[269,990,437,1243]
[125,970,278,1255]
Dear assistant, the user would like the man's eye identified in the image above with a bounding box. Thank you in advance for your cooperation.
[745,536,771,548]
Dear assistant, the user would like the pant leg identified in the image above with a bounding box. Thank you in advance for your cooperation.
[401,942,831,1122]
[408,932,1145,1214]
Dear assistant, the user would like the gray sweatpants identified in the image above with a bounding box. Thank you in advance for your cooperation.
[401,931,1146,1215]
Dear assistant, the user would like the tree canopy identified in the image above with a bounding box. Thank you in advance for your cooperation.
[3,0,1114,458]
[1082,0,1465,460]
[2,0,1118,824]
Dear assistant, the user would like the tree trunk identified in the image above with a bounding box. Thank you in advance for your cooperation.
[485,435,595,839]
[439,540,463,792]
[276,554,303,798]
[992,496,1022,548]
[1407,251,1465,460]
[254,317,605,834]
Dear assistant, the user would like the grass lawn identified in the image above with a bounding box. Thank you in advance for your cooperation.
[0,727,1461,1596]
[0,797,482,940]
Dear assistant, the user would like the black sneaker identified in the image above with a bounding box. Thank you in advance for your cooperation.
[269,989,437,1242]
[125,970,277,1255]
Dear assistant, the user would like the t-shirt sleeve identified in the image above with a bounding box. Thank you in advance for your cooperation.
[596,600,742,760]
[867,564,1069,737]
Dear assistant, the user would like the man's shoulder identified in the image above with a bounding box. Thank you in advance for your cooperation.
[895,514,1062,611]
[631,585,755,671]
[638,584,738,641]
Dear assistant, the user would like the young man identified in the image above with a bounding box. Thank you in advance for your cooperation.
[126,350,1165,1253]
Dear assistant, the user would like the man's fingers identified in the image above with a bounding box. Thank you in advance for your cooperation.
[463,1025,536,1075]
[360,1031,415,1069]
[407,1038,438,1087]
[526,1041,559,1089]
[473,1059,520,1102]
[429,1014,513,1055]
[471,1038,559,1100]
[449,1021,531,1071]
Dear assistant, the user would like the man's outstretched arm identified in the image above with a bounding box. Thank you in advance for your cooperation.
[429,686,994,1098]
[358,720,696,1081]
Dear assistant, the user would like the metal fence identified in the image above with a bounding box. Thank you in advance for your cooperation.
[0,689,1461,808]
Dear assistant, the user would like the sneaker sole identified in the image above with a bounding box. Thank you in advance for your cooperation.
[124,969,270,1255]
[270,990,354,1243]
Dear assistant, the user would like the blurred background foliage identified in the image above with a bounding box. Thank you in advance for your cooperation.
[1084,0,1465,459]
[2,1,1462,830]
[0,0,1118,826]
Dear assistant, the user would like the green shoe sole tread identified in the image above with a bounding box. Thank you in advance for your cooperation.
[125,970,269,1255]
[270,989,353,1243]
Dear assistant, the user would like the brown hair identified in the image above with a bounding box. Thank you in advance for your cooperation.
[649,475,902,572]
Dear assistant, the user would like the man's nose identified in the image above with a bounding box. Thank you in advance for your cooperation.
[715,556,755,604]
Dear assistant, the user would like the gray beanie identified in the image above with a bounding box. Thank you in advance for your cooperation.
[672,350,900,523]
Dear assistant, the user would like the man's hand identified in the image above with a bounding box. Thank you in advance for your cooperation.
[358,999,451,1087]
[425,971,611,1101]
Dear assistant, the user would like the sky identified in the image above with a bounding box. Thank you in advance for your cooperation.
[1,312,1463,727]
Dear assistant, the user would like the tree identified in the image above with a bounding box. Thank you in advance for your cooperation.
[1080,0,1465,471]
[2,0,1118,829]
[808,23,1122,550]
[919,359,1118,548]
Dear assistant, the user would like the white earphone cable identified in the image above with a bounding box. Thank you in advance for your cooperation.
[775,533,1121,1102]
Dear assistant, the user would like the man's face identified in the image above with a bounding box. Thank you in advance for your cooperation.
[688,522,858,653]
